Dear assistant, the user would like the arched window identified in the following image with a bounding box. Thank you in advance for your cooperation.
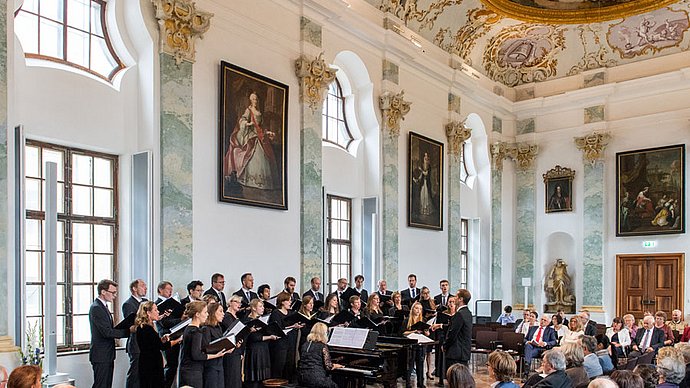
[14,0,125,82]
[459,143,470,184]
[322,79,354,150]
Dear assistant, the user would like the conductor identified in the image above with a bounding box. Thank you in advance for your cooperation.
[443,289,472,368]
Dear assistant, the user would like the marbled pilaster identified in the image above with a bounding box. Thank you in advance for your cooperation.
[382,135,399,290]
[515,168,536,304]
[0,0,8,337]
[582,161,604,307]
[300,107,323,291]
[160,54,193,294]
[491,168,502,298]
[447,155,462,290]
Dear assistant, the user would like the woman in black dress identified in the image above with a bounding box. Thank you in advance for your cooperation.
[419,287,436,379]
[135,301,182,388]
[298,296,315,348]
[222,295,244,388]
[317,293,339,320]
[203,301,237,388]
[402,302,430,388]
[269,291,304,380]
[298,322,343,388]
[388,291,410,316]
[179,301,228,387]
[362,293,392,334]
[243,299,278,388]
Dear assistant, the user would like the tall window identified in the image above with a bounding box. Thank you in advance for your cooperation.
[14,0,125,81]
[322,79,354,150]
[25,140,118,351]
[460,219,469,289]
[326,195,352,293]
[459,143,469,184]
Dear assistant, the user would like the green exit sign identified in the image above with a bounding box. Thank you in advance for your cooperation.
[642,241,656,248]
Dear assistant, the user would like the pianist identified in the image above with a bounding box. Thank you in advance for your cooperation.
[298,323,344,388]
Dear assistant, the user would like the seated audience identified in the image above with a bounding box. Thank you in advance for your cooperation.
[588,377,618,388]
[668,310,686,333]
[630,316,666,356]
[498,306,517,326]
[487,350,519,388]
[580,310,598,337]
[625,314,640,339]
[516,310,536,335]
[533,349,571,388]
[7,365,41,388]
[561,341,589,388]
[524,315,557,374]
[656,311,676,346]
[595,334,616,373]
[563,316,585,344]
[446,364,475,388]
[582,335,604,378]
[611,370,645,388]
[634,364,660,388]
[674,342,690,388]
[607,317,632,357]
[552,315,568,343]
[656,349,686,388]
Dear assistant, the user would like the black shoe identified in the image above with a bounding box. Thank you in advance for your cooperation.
[435,382,444,387]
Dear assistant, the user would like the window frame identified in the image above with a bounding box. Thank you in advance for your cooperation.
[325,194,352,293]
[460,218,469,290]
[459,143,470,185]
[322,78,355,151]
[14,0,125,82]
[24,139,119,352]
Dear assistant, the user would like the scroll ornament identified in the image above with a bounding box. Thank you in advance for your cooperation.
[295,53,337,112]
[379,90,411,138]
[574,132,611,165]
[151,0,213,64]
[491,141,508,170]
[508,142,539,170]
[446,120,472,159]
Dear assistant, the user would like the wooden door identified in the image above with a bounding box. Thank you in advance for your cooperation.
[616,253,684,320]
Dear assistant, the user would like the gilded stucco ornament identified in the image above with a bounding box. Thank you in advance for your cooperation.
[491,141,509,170]
[446,120,472,159]
[575,132,612,165]
[295,53,337,113]
[151,0,212,64]
[507,142,539,170]
[379,90,412,138]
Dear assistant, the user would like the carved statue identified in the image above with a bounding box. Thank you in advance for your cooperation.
[544,258,575,313]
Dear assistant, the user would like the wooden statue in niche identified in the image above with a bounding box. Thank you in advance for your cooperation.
[544,259,576,313]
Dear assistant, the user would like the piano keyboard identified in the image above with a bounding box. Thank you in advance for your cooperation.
[336,366,377,376]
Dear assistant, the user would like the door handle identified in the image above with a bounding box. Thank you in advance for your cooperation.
[642,300,656,305]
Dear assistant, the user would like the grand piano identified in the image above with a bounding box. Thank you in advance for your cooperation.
[329,335,417,388]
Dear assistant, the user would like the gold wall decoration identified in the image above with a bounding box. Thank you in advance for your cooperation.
[435,8,502,64]
[151,0,212,64]
[491,141,509,170]
[295,53,337,113]
[379,0,464,30]
[575,132,612,165]
[446,119,472,159]
[379,90,412,138]
[484,24,565,86]
[481,0,678,24]
[567,24,618,76]
[507,142,539,170]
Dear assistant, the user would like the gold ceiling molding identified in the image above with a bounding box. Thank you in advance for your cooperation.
[151,0,213,64]
[480,0,679,24]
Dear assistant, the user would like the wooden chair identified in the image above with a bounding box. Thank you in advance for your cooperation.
[637,351,655,365]
[471,330,498,371]
[498,332,525,375]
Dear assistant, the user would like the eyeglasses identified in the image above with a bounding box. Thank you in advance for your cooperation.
[106,290,118,295]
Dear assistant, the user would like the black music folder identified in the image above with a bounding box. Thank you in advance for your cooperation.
[114,313,136,331]
[157,298,185,319]
[290,299,302,311]
[340,287,360,302]
[169,318,191,339]
[322,310,355,326]
[312,300,325,312]
[259,321,288,338]
[410,321,431,331]
[379,293,392,305]
[283,311,315,327]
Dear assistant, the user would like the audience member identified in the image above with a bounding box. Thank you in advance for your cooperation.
[625,314,640,339]
[674,342,690,388]
[656,353,685,388]
[498,306,517,326]
[563,316,585,344]
[7,365,41,388]
[524,315,557,376]
[656,312,676,346]
[487,350,519,388]
[595,334,616,373]
[552,315,568,342]
[611,370,645,388]
[588,377,618,388]
[561,342,589,388]
[630,316,665,356]
[580,310,598,337]
[582,335,604,378]
[446,363,475,388]
[533,349,571,388]
[634,364,659,388]
[515,310,533,335]
[607,317,632,357]
[668,311,686,333]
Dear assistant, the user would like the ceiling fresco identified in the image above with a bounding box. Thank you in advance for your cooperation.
[370,0,690,86]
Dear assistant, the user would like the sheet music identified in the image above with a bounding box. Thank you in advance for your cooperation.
[226,321,245,337]
[266,296,278,306]
[283,328,293,335]
[426,316,436,325]
[327,327,370,349]
[321,315,335,323]
[406,333,434,344]
[259,315,270,324]
[170,318,192,334]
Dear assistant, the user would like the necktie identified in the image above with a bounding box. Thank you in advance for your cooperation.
[535,327,543,343]
[641,330,650,350]
[411,289,415,298]
[442,296,446,305]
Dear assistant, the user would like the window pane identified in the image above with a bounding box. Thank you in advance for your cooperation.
[330,244,339,264]
[72,185,93,216]
[40,0,64,22]
[26,285,42,316]
[93,224,113,253]
[66,27,89,68]
[94,254,112,281]
[90,1,103,37]
[56,285,65,315]
[22,0,39,13]
[72,222,92,252]
[91,36,116,77]
[25,146,41,178]
[72,154,92,185]
[56,221,65,252]
[56,315,65,345]
[67,0,90,30]
[41,180,65,213]
[73,315,91,343]
[93,188,113,217]
[341,245,349,261]
[43,149,64,181]
[73,253,92,283]
[73,285,93,314]
[39,17,64,59]
[57,253,65,282]
[93,158,112,188]
[26,219,41,250]
[25,178,41,211]
[330,220,340,240]
[26,251,42,283]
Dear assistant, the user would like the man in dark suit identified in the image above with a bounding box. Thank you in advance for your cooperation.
[333,277,349,310]
[233,273,259,304]
[155,281,180,388]
[89,279,129,388]
[434,279,451,307]
[400,274,421,307]
[283,276,301,301]
[580,310,598,336]
[302,276,324,302]
[630,315,666,356]
[375,279,393,308]
[433,279,451,386]
[353,275,368,304]
[533,349,572,388]
[524,315,558,373]
[180,280,203,306]
[204,273,227,310]
[444,289,473,368]
[122,279,147,388]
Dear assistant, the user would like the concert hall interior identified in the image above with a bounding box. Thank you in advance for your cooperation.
[0,0,689,386]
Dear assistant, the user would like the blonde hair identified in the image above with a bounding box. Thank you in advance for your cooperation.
[248,298,263,318]
[365,293,381,314]
[307,322,329,343]
[407,302,423,329]
[561,341,584,367]
[674,342,690,364]
[133,301,157,332]
[569,316,583,332]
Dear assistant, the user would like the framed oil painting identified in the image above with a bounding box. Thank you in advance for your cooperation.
[616,144,685,237]
[219,61,288,210]
[408,132,443,230]
[543,165,575,213]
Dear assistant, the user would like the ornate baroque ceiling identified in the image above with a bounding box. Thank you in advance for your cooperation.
[367,0,690,86]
